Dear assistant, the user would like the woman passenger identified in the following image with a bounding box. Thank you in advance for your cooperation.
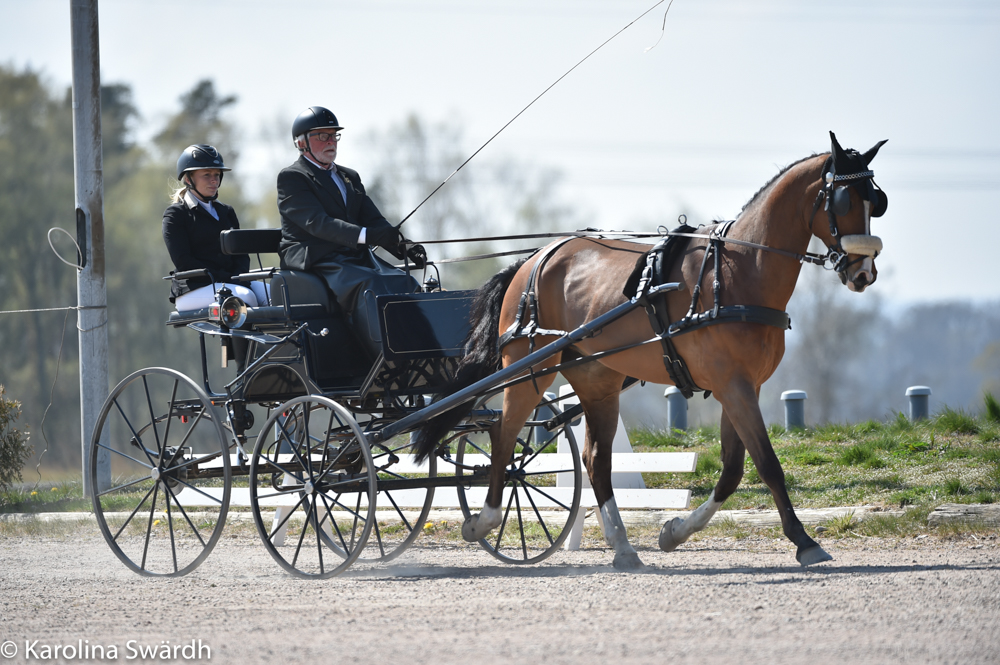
[162,144,268,310]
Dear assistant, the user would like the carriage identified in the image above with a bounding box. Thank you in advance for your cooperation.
[90,132,889,577]
[89,227,592,579]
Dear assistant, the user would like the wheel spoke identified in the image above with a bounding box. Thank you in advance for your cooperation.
[160,379,180,461]
[520,480,556,546]
[493,487,517,552]
[519,479,574,512]
[160,482,210,548]
[316,492,351,553]
[92,368,230,577]
[95,443,154,472]
[514,483,528,560]
[98,474,152,498]
[167,475,224,507]
[111,482,157,541]
[141,375,164,462]
[164,486,178,573]
[113,399,158,468]
[269,493,310,541]
[140,481,160,572]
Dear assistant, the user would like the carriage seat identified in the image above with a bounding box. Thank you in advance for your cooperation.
[218,228,372,387]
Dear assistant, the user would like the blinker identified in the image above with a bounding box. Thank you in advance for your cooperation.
[829,182,888,219]
[871,188,888,217]
[832,186,852,217]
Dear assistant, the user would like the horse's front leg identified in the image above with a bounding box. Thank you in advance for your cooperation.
[660,407,744,552]
[716,380,832,566]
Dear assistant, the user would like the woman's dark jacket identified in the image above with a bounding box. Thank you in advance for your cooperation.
[162,196,249,301]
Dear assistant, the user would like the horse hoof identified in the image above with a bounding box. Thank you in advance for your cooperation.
[462,516,483,542]
[612,552,645,571]
[658,517,684,552]
[797,545,833,566]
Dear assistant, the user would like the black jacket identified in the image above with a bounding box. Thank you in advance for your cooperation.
[162,195,249,300]
[277,156,396,271]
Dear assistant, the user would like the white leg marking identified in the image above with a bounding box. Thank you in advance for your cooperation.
[479,504,502,530]
[673,490,723,542]
[600,497,636,556]
[462,503,503,542]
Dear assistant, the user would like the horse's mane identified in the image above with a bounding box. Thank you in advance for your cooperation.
[739,152,826,214]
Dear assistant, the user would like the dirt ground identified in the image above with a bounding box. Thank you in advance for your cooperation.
[1,526,998,665]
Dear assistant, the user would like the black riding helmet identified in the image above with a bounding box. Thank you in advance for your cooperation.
[293,107,344,168]
[292,106,343,140]
[176,144,231,201]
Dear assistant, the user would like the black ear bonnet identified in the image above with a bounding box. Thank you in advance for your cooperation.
[826,132,889,219]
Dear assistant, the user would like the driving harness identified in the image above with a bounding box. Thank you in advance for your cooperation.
[497,226,791,400]
[496,133,887,400]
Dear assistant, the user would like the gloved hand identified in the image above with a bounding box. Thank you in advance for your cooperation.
[406,244,428,269]
[367,225,404,250]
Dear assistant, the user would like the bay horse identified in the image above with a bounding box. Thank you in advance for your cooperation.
[414,132,889,569]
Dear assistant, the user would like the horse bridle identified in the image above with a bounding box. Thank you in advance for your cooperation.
[808,157,888,276]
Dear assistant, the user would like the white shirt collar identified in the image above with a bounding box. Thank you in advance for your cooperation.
[183,190,218,219]
[303,153,336,172]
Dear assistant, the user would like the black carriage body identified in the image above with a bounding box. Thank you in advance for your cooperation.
[167,229,474,418]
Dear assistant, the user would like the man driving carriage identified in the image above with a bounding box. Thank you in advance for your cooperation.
[277,106,427,358]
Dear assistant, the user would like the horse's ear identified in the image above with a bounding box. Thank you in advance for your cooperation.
[861,139,889,167]
[829,131,848,163]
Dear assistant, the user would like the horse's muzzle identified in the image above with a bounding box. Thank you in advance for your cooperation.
[846,256,877,292]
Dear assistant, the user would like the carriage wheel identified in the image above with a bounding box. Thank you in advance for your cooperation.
[455,402,582,564]
[249,396,376,579]
[90,367,231,577]
[354,434,436,564]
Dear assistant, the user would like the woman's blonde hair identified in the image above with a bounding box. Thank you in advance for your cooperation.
[169,175,191,204]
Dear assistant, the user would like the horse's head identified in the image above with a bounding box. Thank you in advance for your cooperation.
[811,132,889,293]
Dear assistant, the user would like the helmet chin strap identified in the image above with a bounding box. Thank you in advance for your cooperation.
[298,136,333,170]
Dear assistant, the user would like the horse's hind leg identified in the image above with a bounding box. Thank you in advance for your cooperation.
[660,408,745,552]
[461,370,557,542]
[562,364,644,570]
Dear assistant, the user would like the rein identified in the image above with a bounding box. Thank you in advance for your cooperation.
[411,228,835,269]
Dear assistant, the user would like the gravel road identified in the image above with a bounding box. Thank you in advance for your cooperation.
[1,526,998,665]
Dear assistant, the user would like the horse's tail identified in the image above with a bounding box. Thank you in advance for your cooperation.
[411,258,528,463]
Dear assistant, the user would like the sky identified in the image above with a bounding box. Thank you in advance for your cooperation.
[2,0,998,305]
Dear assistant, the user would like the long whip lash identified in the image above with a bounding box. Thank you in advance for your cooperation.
[395,0,669,231]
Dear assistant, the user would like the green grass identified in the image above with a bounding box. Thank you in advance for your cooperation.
[630,394,1000,518]
[985,392,1000,424]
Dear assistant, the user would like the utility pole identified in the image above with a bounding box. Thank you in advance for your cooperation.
[71,0,110,497]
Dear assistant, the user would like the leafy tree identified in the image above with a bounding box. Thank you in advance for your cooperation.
[0,66,79,446]
[153,79,239,164]
[0,385,32,491]
[0,70,246,472]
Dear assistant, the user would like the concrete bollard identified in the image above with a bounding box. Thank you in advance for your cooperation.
[663,386,688,431]
[780,390,808,429]
[905,386,932,421]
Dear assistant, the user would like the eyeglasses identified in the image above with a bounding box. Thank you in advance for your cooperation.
[310,131,341,143]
